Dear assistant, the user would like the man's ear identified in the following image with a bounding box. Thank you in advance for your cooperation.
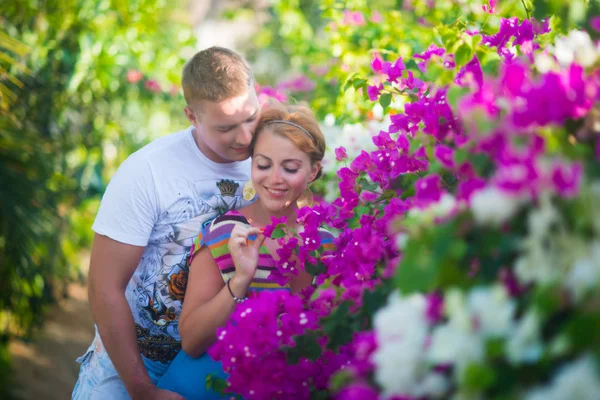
[184,106,198,124]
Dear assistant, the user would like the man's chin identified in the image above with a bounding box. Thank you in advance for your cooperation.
[228,151,250,162]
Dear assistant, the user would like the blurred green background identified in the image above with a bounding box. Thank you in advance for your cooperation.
[0,1,341,397]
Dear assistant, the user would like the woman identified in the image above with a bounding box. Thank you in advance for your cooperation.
[157,103,332,399]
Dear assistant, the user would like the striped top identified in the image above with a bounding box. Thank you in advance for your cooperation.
[190,210,335,291]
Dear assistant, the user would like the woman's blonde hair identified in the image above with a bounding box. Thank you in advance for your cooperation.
[252,102,326,181]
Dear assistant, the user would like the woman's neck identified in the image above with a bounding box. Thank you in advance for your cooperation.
[245,201,298,227]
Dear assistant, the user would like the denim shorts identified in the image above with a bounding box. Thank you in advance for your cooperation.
[72,329,169,399]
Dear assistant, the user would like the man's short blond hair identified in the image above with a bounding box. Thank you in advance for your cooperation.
[182,46,254,105]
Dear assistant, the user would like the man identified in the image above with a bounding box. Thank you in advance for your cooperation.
[72,46,261,399]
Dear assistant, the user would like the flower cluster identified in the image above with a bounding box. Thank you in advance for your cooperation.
[206,3,600,400]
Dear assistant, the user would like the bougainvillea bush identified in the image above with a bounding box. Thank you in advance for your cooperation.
[207,1,600,399]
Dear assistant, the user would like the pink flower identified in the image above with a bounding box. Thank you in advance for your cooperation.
[370,11,383,23]
[276,75,316,92]
[127,69,143,83]
[343,10,366,26]
[144,79,161,93]
[257,85,288,104]
[482,0,496,13]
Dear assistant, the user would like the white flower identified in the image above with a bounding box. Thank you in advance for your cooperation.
[408,193,458,220]
[470,186,522,226]
[554,30,599,67]
[467,285,515,337]
[506,310,543,365]
[427,323,484,368]
[428,290,484,369]
[534,52,557,73]
[526,355,600,400]
[371,292,430,397]
[566,241,600,302]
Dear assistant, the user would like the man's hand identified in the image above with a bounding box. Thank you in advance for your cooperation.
[133,382,186,400]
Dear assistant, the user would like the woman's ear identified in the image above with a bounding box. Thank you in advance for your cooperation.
[309,161,321,183]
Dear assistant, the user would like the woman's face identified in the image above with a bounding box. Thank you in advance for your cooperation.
[251,127,319,214]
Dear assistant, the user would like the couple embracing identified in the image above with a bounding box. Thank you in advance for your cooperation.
[72,47,331,400]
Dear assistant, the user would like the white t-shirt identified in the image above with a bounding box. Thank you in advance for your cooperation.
[92,126,253,364]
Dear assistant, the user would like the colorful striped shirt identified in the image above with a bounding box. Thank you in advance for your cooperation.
[190,210,335,292]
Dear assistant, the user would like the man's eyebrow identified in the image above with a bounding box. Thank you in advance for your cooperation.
[246,110,258,121]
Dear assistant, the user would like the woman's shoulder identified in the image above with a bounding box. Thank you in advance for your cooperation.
[203,210,249,240]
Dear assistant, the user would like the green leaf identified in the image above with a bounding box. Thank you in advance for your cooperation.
[284,332,323,364]
[323,302,356,350]
[379,93,392,108]
[454,42,473,67]
[271,227,286,239]
[205,374,228,393]
[462,362,496,391]
[352,78,367,89]
[453,148,469,165]
[446,85,470,110]
[305,261,327,276]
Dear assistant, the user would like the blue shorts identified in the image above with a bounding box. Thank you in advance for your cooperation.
[72,329,169,400]
[157,349,230,400]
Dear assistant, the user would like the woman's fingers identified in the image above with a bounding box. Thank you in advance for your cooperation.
[252,232,266,250]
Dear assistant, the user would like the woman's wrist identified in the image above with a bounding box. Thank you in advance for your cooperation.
[228,275,251,301]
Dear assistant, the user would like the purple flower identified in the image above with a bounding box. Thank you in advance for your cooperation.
[415,174,443,206]
[371,56,384,73]
[334,382,379,400]
[414,44,445,72]
[382,57,405,83]
[591,16,600,32]
[551,161,582,198]
[434,144,455,169]
[335,146,348,161]
[457,177,487,202]
[367,83,384,101]
[455,55,483,89]
[425,292,444,323]
[482,0,496,13]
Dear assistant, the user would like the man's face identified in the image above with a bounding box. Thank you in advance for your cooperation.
[185,88,261,163]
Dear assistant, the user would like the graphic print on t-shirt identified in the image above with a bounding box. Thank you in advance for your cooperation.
[129,177,251,363]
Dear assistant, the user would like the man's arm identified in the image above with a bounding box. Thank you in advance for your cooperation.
[88,234,184,400]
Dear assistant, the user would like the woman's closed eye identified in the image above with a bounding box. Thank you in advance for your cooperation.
[256,165,298,174]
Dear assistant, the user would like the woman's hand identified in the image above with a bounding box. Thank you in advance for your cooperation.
[228,224,266,284]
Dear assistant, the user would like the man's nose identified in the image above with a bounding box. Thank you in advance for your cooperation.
[236,124,252,146]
